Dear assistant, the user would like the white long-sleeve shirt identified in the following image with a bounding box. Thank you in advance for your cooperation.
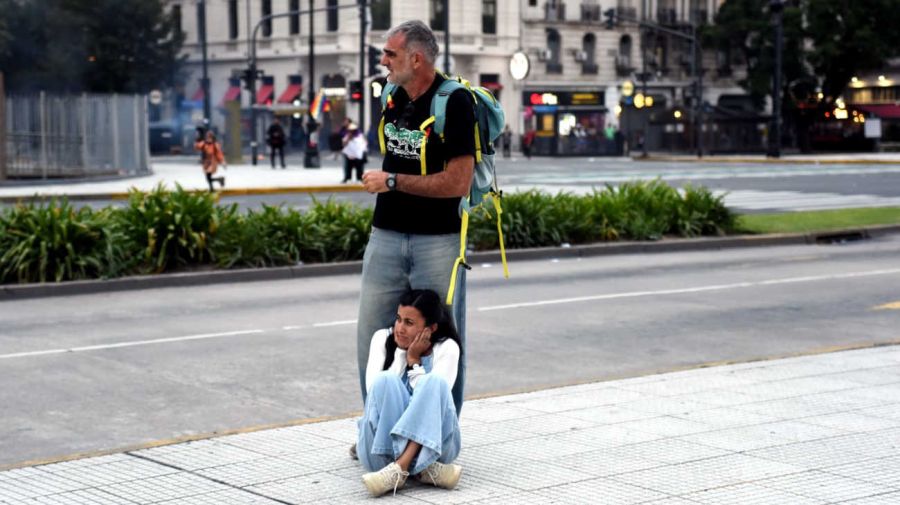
[365,328,460,393]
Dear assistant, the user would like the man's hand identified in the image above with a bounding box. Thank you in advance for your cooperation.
[406,327,432,365]
[362,171,389,193]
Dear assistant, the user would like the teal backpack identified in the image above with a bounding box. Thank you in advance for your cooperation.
[378,74,509,305]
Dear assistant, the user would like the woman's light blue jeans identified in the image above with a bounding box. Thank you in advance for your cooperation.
[356,227,466,414]
[357,371,461,475]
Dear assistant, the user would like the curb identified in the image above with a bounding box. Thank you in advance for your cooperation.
[3,224,900,301]
[636,156,900,165]
[0,184,368,204]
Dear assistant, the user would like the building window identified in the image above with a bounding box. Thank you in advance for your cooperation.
[430,0,447,31]
[371,0,391,30]
[546,28,562,74]
[529,0,537,6]
[582,33,598,74]
[227,0,238,40]
[171,4,182,38]
[262,0,272,38]
[327,0,339,31]
[690,0,708,24]
[618,34,632,66]
[290,0,300,35]
[482,0,496,34]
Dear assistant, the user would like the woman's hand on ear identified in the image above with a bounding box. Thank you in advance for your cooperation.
[406,327,432,365]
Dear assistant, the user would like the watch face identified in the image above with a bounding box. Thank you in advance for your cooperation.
[387,175,396,189]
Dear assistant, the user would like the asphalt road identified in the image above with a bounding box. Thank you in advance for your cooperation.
[2,234,899,467]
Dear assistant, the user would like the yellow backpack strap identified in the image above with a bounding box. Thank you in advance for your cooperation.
[445,209,471,306]
[418,116,435,176]
[377,115,386,155]
[490,192,509,278]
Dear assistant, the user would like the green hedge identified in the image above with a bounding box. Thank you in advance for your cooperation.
[0,181,733,284]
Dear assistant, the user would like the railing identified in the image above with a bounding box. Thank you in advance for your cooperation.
[581,4,600,22]
[544,1,566,21]
[616,56,634,76]
[581,62,599,75]
[4,92,149,179]
[657,8,678,24]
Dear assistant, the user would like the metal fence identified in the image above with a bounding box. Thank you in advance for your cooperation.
[2,92,150,179]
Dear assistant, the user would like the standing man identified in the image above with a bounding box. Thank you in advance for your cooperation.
[501,125,512,159]
[359,20,475,416]
[266,117,287,169]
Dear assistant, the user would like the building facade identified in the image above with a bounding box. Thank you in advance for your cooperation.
[171,0,748,155]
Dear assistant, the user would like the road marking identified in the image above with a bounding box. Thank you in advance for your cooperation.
[479,268,900,312]
[0,330,265,360]
[312,319,357,327]
[873,301,900,311]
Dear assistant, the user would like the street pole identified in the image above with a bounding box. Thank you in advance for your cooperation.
[443,0,450,74]
[197,0,211,128]
[768,0,784,158]
[359,0,366,132]
[641,31,649,158]
[693,22,703,157]
[304,0,320,168]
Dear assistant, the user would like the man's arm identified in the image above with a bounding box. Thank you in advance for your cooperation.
[361,155,473,197]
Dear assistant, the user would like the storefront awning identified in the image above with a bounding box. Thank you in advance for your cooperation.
[220,86,241,105]
[277,83,304,104]
[481,82,503,92]
[191,87,205,101]
[856,104,900,119]
[256,83,275,105]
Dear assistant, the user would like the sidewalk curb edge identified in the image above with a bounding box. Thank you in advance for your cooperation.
[3,223,899,300]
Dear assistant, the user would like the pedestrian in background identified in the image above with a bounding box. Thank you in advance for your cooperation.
[194,130,225,192]
[522,128,535,159]
[266,117,287,169]
[342,124,367,183]
[356,289,463,497]
[501,125,512,158]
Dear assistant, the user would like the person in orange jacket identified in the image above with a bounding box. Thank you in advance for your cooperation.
[194,130,226,192]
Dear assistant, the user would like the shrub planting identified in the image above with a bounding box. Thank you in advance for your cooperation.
[0,181,734,284]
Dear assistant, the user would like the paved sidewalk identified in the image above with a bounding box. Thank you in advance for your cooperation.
[2,345,899,504]
[0,158,358,200]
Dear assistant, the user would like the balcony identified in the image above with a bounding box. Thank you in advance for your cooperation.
[690,9,708,24]
[544,1,566,22]
[615,56,634,77]
[546,61,563,74]
[581,63,599,75]
[581,4,600,22]
[616,1,637,20]
[657,8,678,25]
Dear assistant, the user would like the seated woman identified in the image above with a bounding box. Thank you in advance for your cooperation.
[357,289,463,497]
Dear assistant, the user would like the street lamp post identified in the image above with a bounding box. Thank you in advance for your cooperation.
[197,0,211,128]
[443,0,450,74]
[304,0,320,168]
[768,0,784,158]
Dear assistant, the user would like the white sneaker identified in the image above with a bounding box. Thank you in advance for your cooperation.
[416,461,462,490]
[362,462,409,497]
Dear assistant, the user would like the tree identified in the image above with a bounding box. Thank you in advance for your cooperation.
[0,0,185,94]
[805,0,900,103]
[704,0,900,151]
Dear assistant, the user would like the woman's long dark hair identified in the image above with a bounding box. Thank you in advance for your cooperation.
[382,289,462,370]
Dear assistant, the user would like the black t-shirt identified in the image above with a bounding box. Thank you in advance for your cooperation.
[373,73,476,235]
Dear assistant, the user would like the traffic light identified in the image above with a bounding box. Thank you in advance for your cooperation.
[368,45,382,76]
[603,8,616,29]
[241,68,263,90]
[348,80,363,102]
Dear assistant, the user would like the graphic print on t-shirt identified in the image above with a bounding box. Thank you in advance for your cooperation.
[384,122,425,160]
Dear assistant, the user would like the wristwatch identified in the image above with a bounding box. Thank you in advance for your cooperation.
[386,172,397,191]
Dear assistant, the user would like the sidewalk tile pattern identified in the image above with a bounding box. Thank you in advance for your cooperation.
[2,345,899,504]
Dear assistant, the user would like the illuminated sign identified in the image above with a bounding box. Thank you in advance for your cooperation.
[571,93,600,105]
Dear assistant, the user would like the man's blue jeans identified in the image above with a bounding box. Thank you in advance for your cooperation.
[357,227,466,415]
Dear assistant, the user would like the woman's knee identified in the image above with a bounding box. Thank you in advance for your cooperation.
[370,372,404,394]
[415,373,451,394]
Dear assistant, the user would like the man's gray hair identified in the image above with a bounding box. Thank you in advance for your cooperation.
[386,20,439,65]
